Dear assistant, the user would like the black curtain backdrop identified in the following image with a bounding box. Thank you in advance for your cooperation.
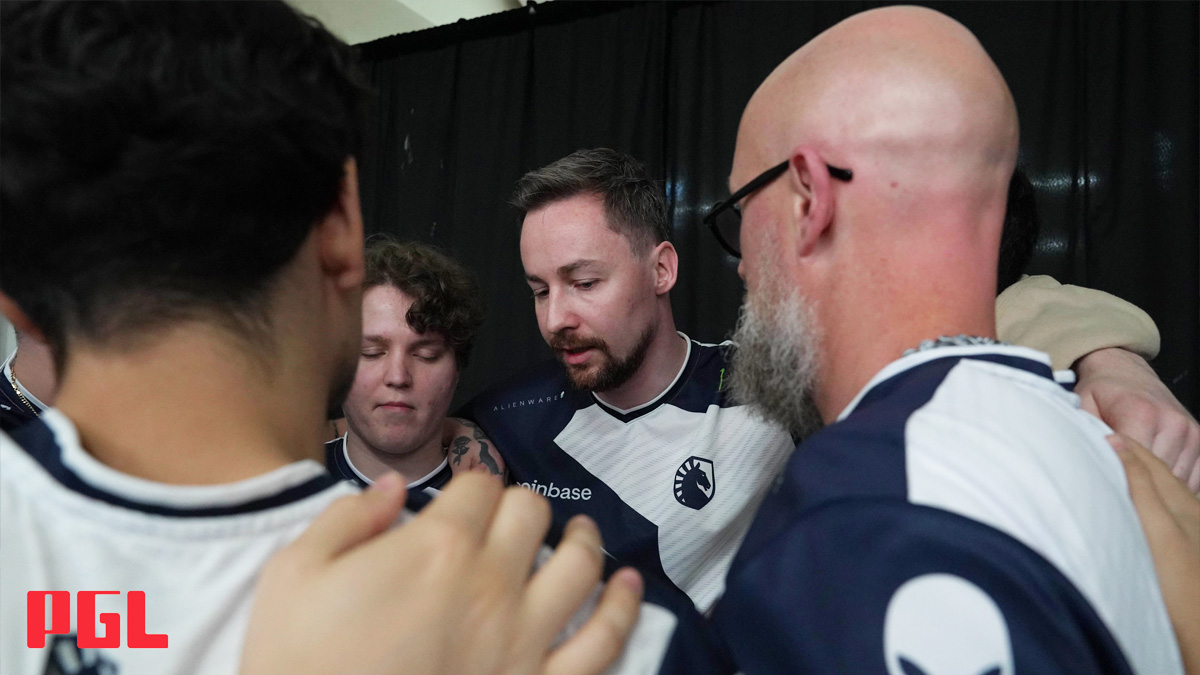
[356,1,1199,414]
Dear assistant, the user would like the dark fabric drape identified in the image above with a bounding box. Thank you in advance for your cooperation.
[357,1,1199,414]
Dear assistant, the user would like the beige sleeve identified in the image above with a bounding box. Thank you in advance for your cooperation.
[995,275,1160,370]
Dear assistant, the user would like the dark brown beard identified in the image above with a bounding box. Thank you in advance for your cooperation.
[552,324,656,392]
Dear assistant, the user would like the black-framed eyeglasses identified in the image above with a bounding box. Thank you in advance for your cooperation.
[703,160,852,258]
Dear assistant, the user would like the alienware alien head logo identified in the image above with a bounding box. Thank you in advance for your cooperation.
[883,574,1012,675]
[674,456,715,510]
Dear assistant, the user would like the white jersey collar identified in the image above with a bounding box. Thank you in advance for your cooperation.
[592,331,693,415]
[39,407,330,510]
[837,344,1052,422]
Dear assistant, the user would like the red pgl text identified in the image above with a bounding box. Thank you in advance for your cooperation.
[27,591,169,649]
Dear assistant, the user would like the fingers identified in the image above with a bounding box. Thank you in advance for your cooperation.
[418,471,505,542]
[486,487,553,587]
[1170,423,1200,491]
[1118,434,1197,510]
[1111,434,1158,495]
[284,472,408,565]
[1111,435,1188,565]
[1115,408,1159,458]
[543,568,644,675]
[1113,432,1200,548]
[520,516,609,649]
[1111,435,1163,514]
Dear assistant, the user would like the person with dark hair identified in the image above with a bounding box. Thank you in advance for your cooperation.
[0,3,644,673]
[327,237,499,493]
[463,147,794,614]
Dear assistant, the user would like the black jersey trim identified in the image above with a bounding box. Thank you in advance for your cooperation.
[9,418,342,518]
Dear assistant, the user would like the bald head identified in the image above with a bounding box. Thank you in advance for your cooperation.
[730,7,1020,422]
[735,6,1018,212]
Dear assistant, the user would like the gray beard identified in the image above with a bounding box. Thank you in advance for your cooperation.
[728,285,824,441]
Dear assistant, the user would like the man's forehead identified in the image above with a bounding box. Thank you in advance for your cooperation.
[362,330,446,348]
[363,284,413,314]
[361,286,445,344]
[520,195,633,272]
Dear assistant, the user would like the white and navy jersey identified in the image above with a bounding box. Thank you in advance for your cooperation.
[1,410,731,675]
[0,409,358,675]
[0,351,45,433]
[712,345,1182,675]
[461,333,794,613]
[324,434,452,495]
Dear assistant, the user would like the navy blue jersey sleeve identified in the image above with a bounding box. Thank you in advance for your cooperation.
[713,500,1133,675]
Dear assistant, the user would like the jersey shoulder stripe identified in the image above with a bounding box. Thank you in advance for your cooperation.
[721,347,1181,675]
[10,414,340,517]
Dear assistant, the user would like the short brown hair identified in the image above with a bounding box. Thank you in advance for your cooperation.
[510,148,670,254]
[363,236,484,368]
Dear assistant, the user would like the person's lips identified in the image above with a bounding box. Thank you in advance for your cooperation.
[378,401,415,411]
[561,348,594,365]
[550,334,605,366]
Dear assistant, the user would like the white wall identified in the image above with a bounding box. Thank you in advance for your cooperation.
[0,315,14,363]
[287,0,522,45]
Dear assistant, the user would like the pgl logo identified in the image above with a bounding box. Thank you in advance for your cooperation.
[673,456,715,510]
[27,591,168,649]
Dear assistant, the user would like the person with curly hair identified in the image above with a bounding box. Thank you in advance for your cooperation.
[327,237,499,494]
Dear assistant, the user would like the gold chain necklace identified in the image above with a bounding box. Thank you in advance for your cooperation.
[8,368,40,417]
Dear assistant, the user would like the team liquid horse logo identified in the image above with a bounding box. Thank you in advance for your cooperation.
[674,456,715,510]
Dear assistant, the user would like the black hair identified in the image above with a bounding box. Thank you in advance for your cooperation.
[997,166,1041,293]
[0,1,369,363]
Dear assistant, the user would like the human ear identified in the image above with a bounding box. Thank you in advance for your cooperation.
[786,148,836,258]
[0,292,44,343]
[315,158,366,292]
[650,241,679,296]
